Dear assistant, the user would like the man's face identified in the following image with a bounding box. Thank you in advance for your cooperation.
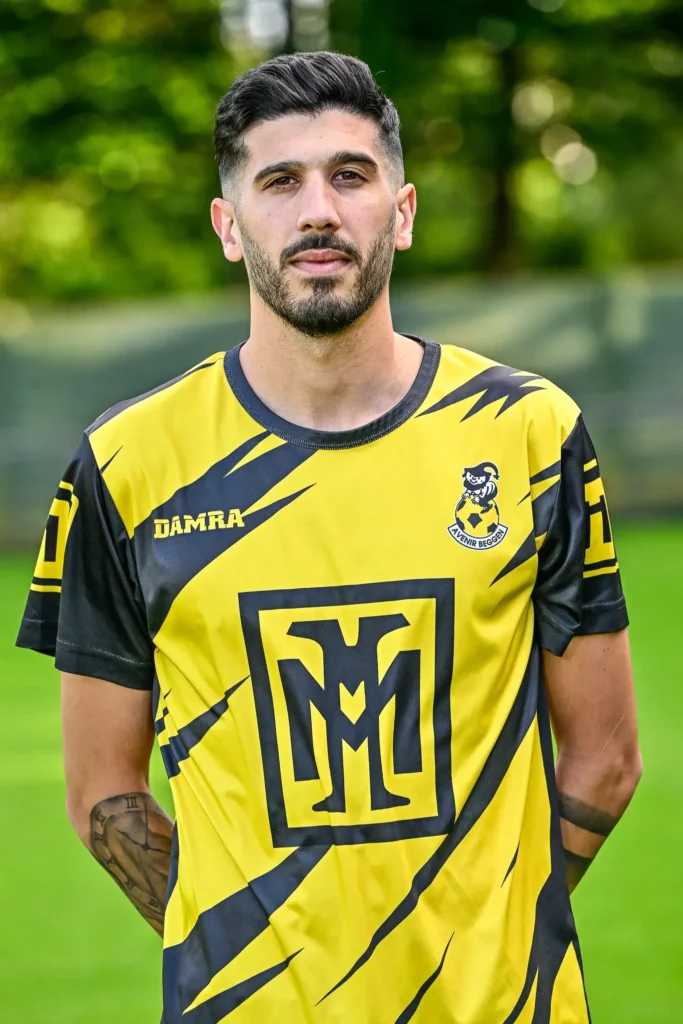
[211,109,415,337]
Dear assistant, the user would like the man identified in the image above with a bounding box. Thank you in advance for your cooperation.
[17,51,641,1023]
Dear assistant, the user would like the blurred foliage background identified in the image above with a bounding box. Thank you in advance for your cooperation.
[1,3,683,1023]
[2,0,683,539]
[2,0,683,311]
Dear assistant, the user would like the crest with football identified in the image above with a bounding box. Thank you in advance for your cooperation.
[448,462,509,550]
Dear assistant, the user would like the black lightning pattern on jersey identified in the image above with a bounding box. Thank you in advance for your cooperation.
[162,845,330,1019]
[100,445,123,474]
[153,682,172,736]
[166,826,179,906]
[502,700,581,1024]
[155,708,170,736]
[502,843,520,887]
[159,676,248,778]
[491,530,537,586]
[319,646,540,1004]
[136,434,317,635]
[419,364,545,421]
[180,950,303,1023]
[530,461,562,485]
[18,341,627,1023]
[492,456,563,586]
[531,477,561,540]
[395,934,455,1024]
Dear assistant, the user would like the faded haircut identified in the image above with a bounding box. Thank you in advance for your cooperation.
[213,51,404,195]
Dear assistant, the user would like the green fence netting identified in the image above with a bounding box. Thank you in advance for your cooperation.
[1,269,681,547]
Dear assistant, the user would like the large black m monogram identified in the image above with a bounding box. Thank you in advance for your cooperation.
[280,614,421,814]
[240,579,455,847]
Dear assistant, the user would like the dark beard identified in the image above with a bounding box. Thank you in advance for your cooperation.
[239,213,396,338]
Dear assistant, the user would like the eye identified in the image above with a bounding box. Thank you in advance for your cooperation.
[268,175,297,188]
[334,169,364,183]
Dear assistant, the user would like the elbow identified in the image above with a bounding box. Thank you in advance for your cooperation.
[604,745,643,810]
[65,786,94,848]
[559,741,643,813]
[65,772,152,848]
[626,747,644,795]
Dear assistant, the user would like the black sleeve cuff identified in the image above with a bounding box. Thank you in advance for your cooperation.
[16,617,58,657]
[54,643,154,690]
[536,599,629,657]
[575,600,629,637]
[536,611,574,657]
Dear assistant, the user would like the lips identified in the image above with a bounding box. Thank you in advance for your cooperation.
[290,248,352,264]
[286,249,352,278]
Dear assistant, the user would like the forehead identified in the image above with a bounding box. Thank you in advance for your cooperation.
[243,109,382,172]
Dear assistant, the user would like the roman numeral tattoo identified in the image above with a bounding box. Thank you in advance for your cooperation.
[558,791,620,893]
[89,792,174,936]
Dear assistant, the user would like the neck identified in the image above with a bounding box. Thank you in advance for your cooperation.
[237,290,425,432]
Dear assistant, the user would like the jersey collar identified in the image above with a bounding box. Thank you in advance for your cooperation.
[224,335,441,450]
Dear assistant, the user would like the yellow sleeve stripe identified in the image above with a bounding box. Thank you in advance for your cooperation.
[584,563,619,579]
[30,583,62,593]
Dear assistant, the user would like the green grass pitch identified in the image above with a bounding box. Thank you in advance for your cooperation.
[0,523,681,1023]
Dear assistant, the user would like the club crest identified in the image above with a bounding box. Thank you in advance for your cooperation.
[448,462,508,550]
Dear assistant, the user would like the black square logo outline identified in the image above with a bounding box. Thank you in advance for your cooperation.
[238,579,455,847]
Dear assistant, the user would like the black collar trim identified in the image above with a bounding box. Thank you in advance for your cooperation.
[224,335,441,450]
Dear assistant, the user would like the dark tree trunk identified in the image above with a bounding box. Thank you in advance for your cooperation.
[282,0,295,53]
[482,45,519,273]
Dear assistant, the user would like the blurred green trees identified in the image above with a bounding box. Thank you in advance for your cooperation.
[1,0,683,304]
[333,0,683,276]
[0,0,237,303]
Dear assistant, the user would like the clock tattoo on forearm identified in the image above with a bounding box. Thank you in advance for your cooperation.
[89,792,174,935]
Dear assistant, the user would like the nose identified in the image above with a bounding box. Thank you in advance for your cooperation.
[296,173,342,234]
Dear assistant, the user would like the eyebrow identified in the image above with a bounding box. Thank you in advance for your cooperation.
[252,150,379,185]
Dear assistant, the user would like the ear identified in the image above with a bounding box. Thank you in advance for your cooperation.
[210,198,243,263]
[394,183,416,252]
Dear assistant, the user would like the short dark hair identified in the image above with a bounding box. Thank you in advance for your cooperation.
[213,51,403,194]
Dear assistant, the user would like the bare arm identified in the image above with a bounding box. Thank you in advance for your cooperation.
[543,629,642,893]
[61,672,174,935]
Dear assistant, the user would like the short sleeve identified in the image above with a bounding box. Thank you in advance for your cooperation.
[533,414,629,656]
[15,434,154,689]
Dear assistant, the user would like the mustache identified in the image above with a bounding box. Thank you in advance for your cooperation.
[280,233,361,265]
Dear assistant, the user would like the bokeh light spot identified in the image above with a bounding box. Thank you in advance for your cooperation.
[512,82,555,128]
[540,124,581,160]
[98,151,141,191]
[478,18,516,52]
[514,159,564,220]
[553,143,598,185]
[34,201,88,249]
[647,44,683,77]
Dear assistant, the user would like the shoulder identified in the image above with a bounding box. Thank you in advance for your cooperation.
[85,352,227,446]
[430,342,581,441]
[80,352,231,536]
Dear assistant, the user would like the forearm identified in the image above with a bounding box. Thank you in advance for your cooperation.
[73,789,174,935]
[544,631,642,894]
[555,749,642,893]
[61,675,173,932]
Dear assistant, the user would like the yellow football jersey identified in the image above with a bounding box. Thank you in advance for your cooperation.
[18,338,627,1024]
